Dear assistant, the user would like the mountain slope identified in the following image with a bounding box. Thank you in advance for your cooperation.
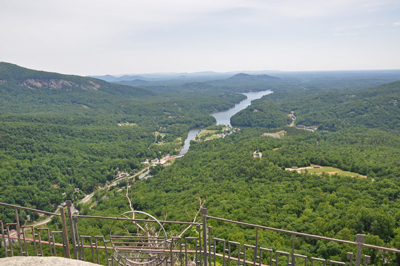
[0,62,154,114]
[228,73,280,81]
[231,79,400,131]
[208,73,282,87]
[0,62,154,96]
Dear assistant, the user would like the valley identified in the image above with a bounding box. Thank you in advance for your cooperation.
[1,63,400,265]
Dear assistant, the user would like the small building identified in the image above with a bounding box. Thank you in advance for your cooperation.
[74,188,79,192]
[151,158,160,164]
[313,165,321,168]
[292,166,298,169]
[253,151,262,158]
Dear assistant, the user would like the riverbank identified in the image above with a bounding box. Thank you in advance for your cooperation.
[180,90,273,155]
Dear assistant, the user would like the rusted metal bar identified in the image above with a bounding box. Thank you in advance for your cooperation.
[214,252,270,266]
[330,261,345,266]
[208,226,212,266]
[37,228,53,256]
[74,216,83,260]
[202,208,208,266]
[179,240,183,266]
[347,252,353,266]
[206,215,358,246]
[364,255,370,266]
[244,244,256,266]
[6,223,17,256]
[169,239,173,266]
[311,257,326,266]
[94,236,101,265]
[291,234,295,266]
[66,200,78,259]
[37,228,44,256]
[80,235,95,262]
[103,238,112,266]
[214,238,225,266]
[294,254,307,266]
[259,248,273,266]
[1,221,8,257]
[32,231,38,256]
[254,228,259,266]
[0,202,60,216]
[74,214,199,224]
[228,241,240,266]
[59,205,71,258]
[14,208,23,255]
[355,235,365,266]
[21,225,35,256]
[197,224,202,265]
[276,251,290,266]
[51,231,64,257]
[185,237,197,266]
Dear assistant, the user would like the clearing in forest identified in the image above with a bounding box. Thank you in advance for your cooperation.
[262,130,286,138]
[287,166,366,178]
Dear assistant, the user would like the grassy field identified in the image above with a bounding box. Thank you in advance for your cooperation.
[197,129,218,138]
[301,166,366,178]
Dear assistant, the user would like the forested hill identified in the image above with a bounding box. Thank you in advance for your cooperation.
[0,62,154,113]
[0,62,251,215]
[231,79,400,131]
[228,73,280,81]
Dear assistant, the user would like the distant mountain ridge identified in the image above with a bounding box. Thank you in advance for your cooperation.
[90,74,147,83]
[90,70,282,86]
[0,62,153,96]
[228,73,280,80]
[0,62,154,114]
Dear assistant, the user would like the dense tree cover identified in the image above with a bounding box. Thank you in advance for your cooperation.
[73,75,400,265]
[76,127,400,265]
[232,80,400,132]
[231,105,292,128]
[0,63,247,220]
[2,63,400,265]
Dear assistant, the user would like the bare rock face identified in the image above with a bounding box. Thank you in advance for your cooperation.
[18,79,100,90]
[81,81,101,90]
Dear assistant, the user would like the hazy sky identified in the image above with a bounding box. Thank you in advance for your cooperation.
[1,0,400,75]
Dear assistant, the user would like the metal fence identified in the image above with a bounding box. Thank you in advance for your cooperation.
[1,202,399,266]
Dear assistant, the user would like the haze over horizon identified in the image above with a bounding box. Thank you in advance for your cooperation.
[1,0,400,76]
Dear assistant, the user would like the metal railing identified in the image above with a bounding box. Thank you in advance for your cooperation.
[1,202,399,266]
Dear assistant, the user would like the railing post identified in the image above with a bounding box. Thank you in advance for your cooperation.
[292,234,295,266]
[59,205,71,258]
[347,252,353,266]
[355,234,365,266]
[0,221,7,257]
[66,200,77,259]
[201,208,208,266]
[14,208,23,255]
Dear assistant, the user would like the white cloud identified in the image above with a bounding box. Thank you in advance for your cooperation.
[333,25,369,32]
[1,0,400,74]
[333,32,361,36]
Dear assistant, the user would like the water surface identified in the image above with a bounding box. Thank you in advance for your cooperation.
[211,90,273,126]
[180,90,273,155]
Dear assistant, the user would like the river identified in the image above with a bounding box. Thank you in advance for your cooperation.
[180,90,273,155]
